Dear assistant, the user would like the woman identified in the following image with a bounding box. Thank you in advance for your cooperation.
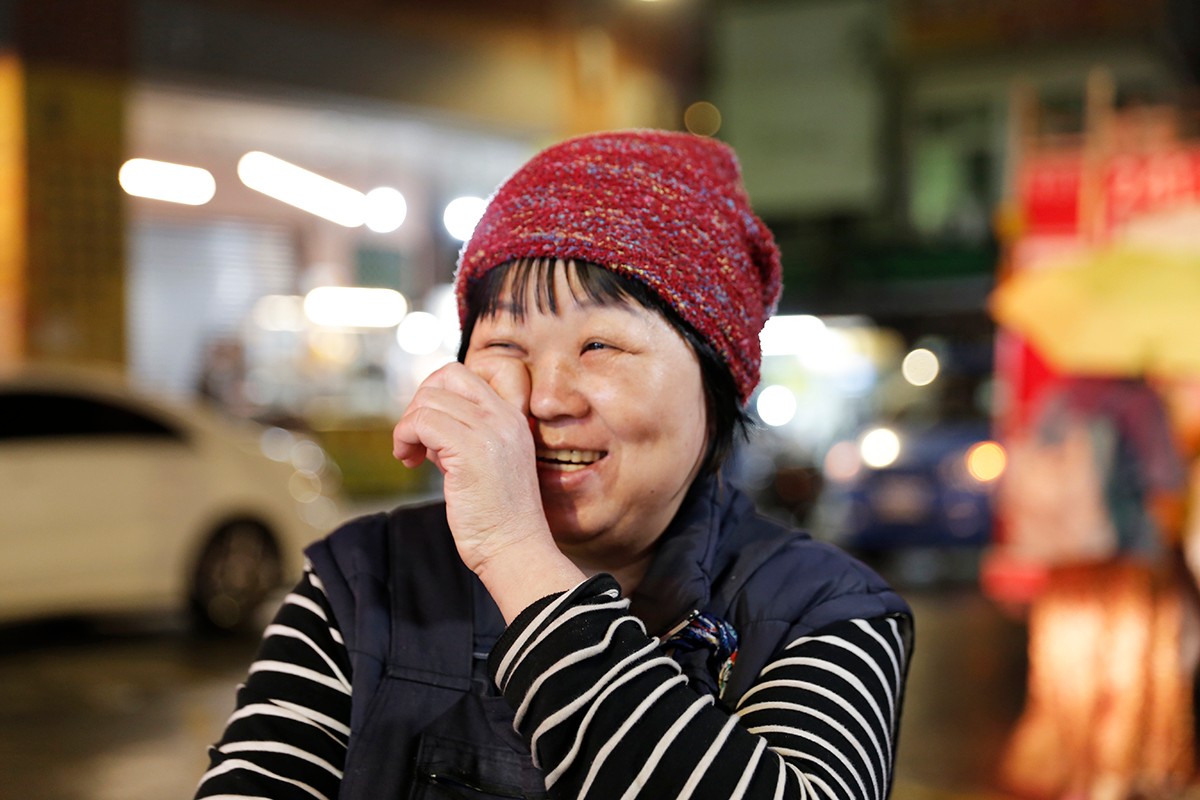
[196,130,913,800]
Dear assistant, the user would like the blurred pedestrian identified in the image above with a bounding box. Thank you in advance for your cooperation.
[999,376,1194,800]
[195,130,913,799]
[195,335,250,418]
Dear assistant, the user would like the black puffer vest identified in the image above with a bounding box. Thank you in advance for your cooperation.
[305,475,911,799]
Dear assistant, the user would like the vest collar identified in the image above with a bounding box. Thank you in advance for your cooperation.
[627,473,734,637]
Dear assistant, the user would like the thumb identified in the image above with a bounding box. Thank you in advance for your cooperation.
[469,358,531,416]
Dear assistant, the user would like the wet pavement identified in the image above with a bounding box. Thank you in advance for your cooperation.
[0,566,1027,800]
[895,582,1027,799]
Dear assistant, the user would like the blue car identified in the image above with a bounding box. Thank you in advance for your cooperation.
[813,419,1004,555]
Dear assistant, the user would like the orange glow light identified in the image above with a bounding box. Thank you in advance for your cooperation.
[966,441,1006,483]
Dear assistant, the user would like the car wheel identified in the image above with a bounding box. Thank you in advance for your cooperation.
[189,520,282,634]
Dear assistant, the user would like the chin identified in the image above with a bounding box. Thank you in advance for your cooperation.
[546,517,590,544]
[544,508,601,546]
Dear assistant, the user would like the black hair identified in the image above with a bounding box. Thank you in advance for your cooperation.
[457,258,749,475]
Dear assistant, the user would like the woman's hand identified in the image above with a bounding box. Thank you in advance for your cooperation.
[393,360,583,620]
[392,359,542,570]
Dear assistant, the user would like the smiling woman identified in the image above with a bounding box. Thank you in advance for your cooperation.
[196,130,914,800]
[458,258,711,590]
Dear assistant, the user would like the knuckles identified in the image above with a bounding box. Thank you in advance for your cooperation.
[393,360,536,473]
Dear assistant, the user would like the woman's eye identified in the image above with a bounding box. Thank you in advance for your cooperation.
[582,341,611,353]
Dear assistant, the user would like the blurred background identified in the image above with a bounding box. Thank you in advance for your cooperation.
[3,0,1200,798]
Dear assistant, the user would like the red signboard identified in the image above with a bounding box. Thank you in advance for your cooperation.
[1018,147,1200,235]
[1017,152,1083,234]
[1105,150,1200,227]
[989,138,1200,603]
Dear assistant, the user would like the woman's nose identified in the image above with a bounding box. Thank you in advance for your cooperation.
[528,359,588,420]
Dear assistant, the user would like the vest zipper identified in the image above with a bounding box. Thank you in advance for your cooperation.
[659,608,701,642]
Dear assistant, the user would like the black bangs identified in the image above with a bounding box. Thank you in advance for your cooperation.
[465,257,647,323]
[457,257,750,475]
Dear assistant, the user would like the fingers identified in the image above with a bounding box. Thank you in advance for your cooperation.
[392,438,426,469]
[392,383,478,467]
[392,361,531,470]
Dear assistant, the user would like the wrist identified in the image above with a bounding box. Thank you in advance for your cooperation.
[474,534,585,624]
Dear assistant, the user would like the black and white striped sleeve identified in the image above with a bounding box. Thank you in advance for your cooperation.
[489,575,910,800]
[194,560,352,800]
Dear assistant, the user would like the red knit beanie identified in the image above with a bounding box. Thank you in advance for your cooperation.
[455,129,782,405]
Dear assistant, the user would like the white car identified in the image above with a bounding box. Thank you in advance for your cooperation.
[0,364,343,632]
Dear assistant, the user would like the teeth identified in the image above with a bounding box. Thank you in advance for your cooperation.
[536,449,604,468]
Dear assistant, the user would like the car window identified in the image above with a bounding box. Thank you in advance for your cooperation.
[0,390,186,442]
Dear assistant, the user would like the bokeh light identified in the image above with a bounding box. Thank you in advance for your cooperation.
[303,287,407,328]
[119,158,216,205]
[901,347,940,386]
[823,440,862,483]
[755,384,797,427]
[396,311,444,355]
[252,295,306,332]
[444,196,487,241]
[364,187,408,233]
[966,441,1007,483]
[860,427,901,468]
[684,101,722,136]
[760,314,827,356]
[237,151,367,227]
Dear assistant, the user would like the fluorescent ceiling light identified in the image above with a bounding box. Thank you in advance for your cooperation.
[303,286,408,328]
[759,314,827,356]
[238,151,367,227]
[119,158,216,205]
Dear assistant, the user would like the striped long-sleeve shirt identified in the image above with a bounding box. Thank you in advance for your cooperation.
[491,575,909,800]
[196,567,910,800]
[195,564,351,799]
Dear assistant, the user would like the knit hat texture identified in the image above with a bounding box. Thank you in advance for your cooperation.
[455,129,782,404]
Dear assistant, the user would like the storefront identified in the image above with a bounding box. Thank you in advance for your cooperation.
[985,75,1200,601]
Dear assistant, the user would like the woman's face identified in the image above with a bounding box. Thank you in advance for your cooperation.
[463,265,709,571]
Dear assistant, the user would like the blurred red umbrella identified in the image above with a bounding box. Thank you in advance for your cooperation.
[989,244,1200,377]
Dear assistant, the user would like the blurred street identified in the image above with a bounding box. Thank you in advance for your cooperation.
[2,2,1199,799]
[0,561,1028,800]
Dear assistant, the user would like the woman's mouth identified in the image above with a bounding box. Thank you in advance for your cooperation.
[535,449,606,472]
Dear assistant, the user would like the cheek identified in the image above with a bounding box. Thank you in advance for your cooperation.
[597,361,707,453]
[664,366,709,464]
[674,401,710,466]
